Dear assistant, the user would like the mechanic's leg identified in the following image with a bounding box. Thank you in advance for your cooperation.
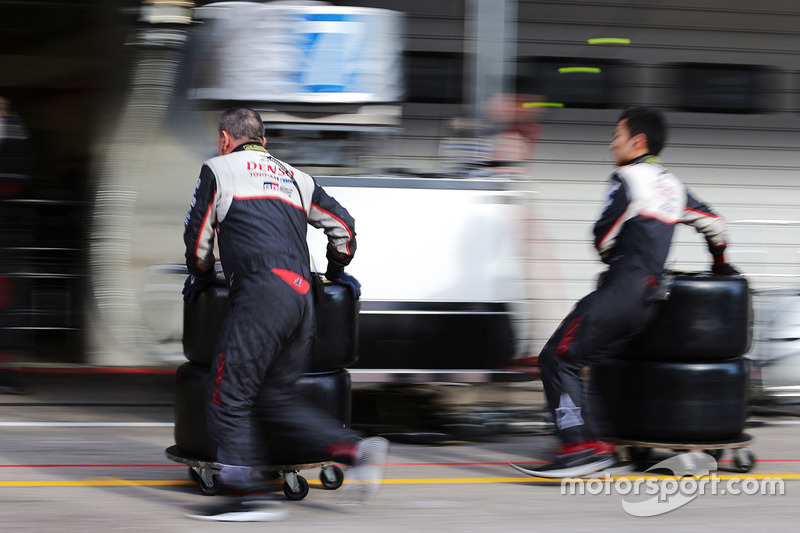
[206,278,301,492]
[538,292,598,444]
[541,276,660,443]
[584,303,658,441]
[251,294,357,460]
[527,288,639,476]
[252,289,388,502]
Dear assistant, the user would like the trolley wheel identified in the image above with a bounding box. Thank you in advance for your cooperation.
[705,449,724,461]
[733,448,755,473]
[320,465,345,490]
[283,475,310,501]
[630,446,652,461]
[189,467,221,496]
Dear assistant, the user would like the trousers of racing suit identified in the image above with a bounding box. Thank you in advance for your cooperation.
[206,259,355,490]
[538,264,659,444]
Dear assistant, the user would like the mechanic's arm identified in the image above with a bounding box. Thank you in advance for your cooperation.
[183,164,218,279]
[682,191,737,275]
[307,182,360,297]
[593,175,629,264]
[307,182,357,270]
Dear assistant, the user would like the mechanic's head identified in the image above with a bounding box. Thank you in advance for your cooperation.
[218,106,266,155]
[610,107,668,166]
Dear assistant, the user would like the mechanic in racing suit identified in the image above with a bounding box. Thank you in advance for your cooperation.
[182,107,387,521]
[524,107,739,478]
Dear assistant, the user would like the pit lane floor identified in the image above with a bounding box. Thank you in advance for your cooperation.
[0,379,798,532]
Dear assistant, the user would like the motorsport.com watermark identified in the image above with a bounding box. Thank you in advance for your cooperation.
[560,452,785,517]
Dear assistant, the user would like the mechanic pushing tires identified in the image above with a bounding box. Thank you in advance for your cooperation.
[169,270,358,499]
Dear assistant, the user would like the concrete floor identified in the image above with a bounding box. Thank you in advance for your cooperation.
[0,376,798,532]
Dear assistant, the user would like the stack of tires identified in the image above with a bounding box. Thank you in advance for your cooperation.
[593,271,753,444]
[175,271,359,497]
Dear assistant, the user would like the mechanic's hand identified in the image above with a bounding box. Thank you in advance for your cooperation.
[182,274,213,304]
[326,268,361,299]
[711,262,740,276]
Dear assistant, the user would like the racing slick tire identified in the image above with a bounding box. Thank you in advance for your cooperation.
[623,271,752,361]
[592,356,749,442]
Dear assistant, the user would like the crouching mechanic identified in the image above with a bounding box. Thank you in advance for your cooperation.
[182,107,388,521]
[520,107,739,478]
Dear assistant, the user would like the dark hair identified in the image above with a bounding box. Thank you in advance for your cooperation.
[218,107,264,141]
[618,107,668,156]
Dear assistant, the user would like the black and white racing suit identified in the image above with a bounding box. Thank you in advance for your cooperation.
[183,142,357,489]
[539,154,728,444]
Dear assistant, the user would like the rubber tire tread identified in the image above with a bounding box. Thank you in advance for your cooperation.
[592,356,749,442]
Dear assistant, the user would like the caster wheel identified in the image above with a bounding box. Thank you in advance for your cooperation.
[283,475,310,501]
[733,448,755,473]
[189,467,221,496]
[705,449,724,461]
[320,465,345,490]
[628,446,652,470]
[631,446,652,461]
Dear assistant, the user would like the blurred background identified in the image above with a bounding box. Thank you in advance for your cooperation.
[1,0,799,407]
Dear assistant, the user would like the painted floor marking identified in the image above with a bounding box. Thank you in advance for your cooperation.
[2,474,799,488]
[0,422,173,427]
[1,459,799,469]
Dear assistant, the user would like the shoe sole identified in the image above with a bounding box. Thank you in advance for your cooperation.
[349,437,389,503]
[509,457,618,479]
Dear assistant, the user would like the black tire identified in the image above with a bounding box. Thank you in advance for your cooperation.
[182,274,359,370]
[592,357,749,442]
[310,279,360,371]
[182,278,229,367]
[174,363,351,465]
[174,362,213,459]
[283,475,310,501]
[622,271,752,361]
[319,465,345,490]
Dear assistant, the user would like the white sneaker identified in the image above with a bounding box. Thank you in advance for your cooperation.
[185,499,288,522]
[347,437,389,504]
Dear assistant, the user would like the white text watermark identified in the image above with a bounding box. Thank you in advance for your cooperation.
[560,452,785,516]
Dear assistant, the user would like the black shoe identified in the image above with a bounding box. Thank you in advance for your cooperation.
[511,440,620,478]
[512,451,618,478]
[185,499,288,522]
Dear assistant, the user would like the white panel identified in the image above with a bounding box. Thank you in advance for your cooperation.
[307,185,525,302]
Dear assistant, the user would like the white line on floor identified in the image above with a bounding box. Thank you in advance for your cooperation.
[0,422,174,427]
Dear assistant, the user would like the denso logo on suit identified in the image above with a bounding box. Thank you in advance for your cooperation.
[246,161,291,176]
